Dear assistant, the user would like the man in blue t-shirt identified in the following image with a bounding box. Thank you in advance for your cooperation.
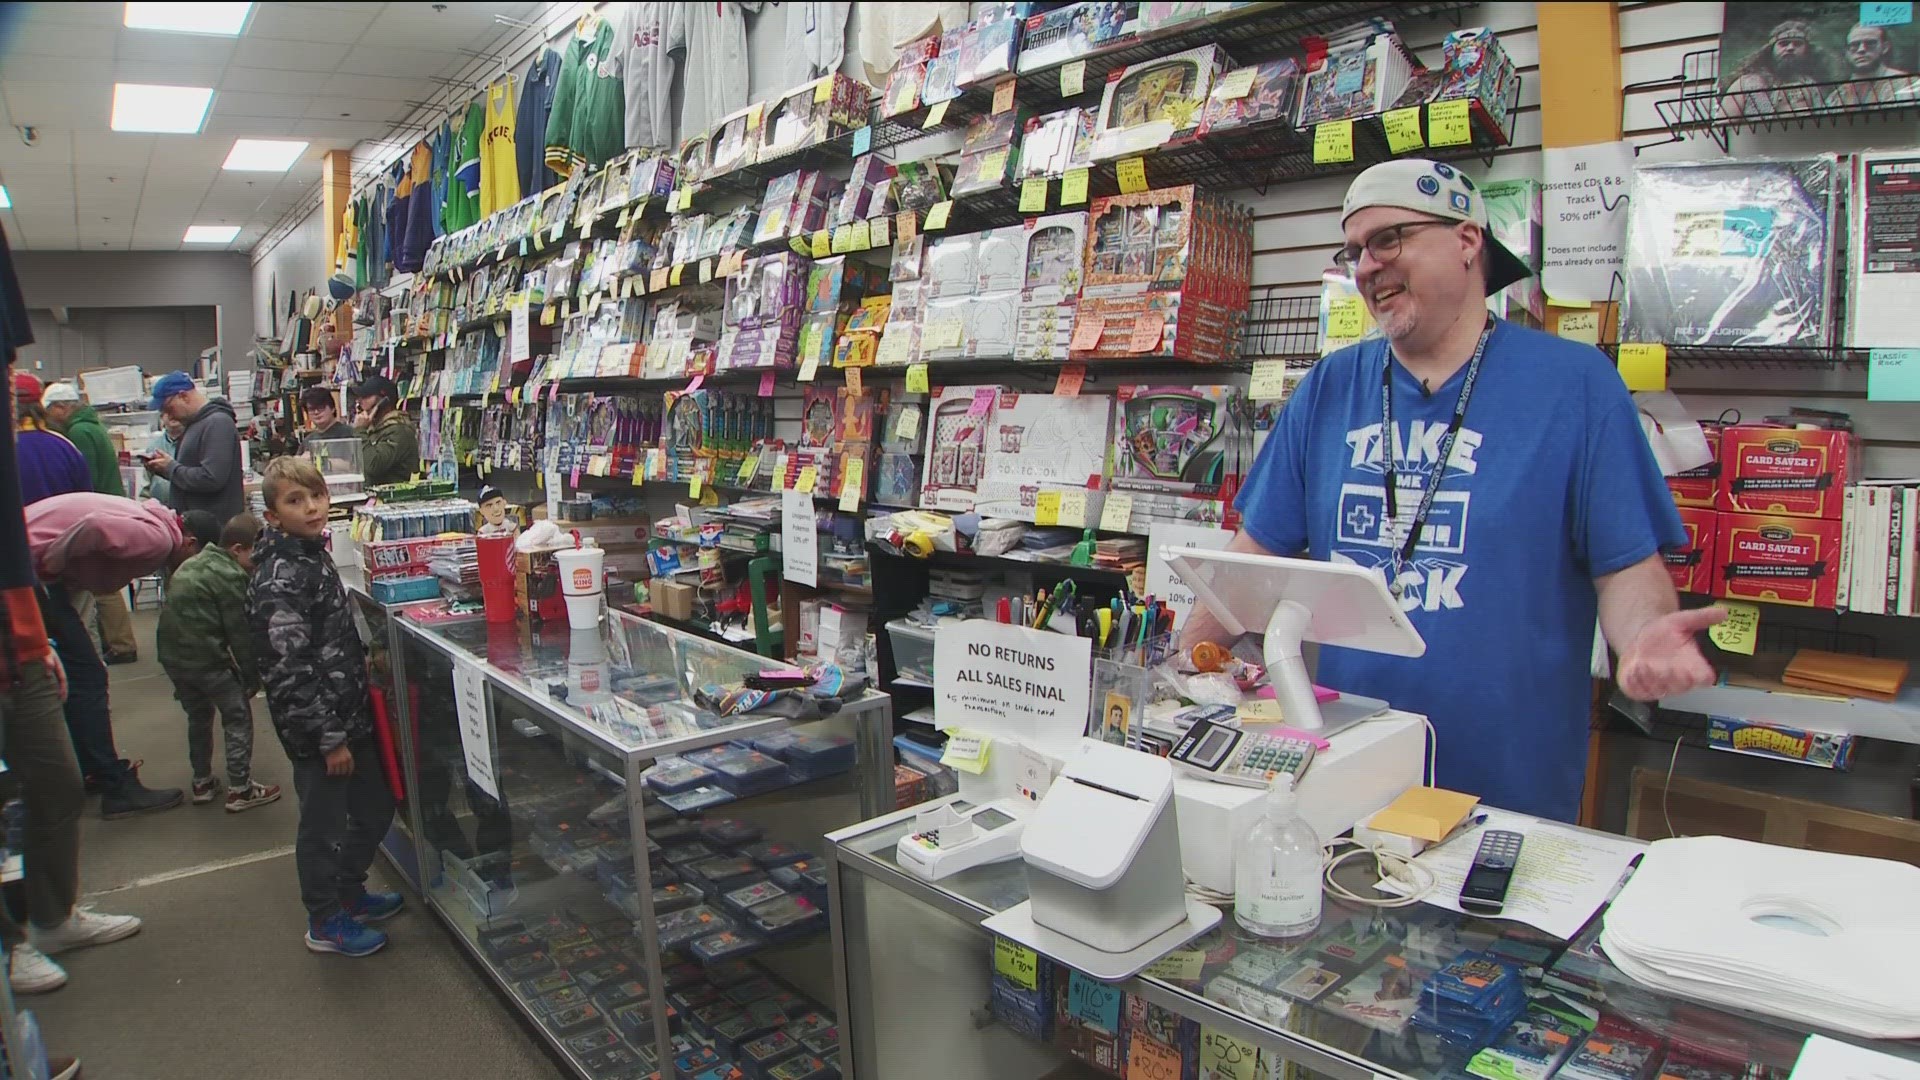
[1187,159,1723,822]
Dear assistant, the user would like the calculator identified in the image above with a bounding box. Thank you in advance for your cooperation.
[1167,717,1316,788]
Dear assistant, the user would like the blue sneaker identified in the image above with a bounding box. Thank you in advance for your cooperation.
[304,912,387,957]
[342,890,405,924]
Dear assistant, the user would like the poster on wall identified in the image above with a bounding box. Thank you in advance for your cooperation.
[1717,5,1920,119]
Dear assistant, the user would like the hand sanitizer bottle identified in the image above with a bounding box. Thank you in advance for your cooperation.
[1234,773,1322,939]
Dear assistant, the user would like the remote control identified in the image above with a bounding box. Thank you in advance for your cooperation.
[1458,830,1524,915]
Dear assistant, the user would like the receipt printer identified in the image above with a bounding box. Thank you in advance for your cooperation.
[1021,741,1188,955]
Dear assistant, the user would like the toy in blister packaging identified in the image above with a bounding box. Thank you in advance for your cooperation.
[708,102,766,176]
[1092,45,1226,162]
[1621,156,1839,350]
[1199,57,1303,135]
[691,927,768,965]
[1018,107,1096,180]
[920,385,1004,512]
[660,784,737,813]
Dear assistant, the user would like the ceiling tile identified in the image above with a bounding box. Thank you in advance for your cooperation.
[335,43,467,79]
[219,67,331,96]
[320,72,444,104]
[111,59,228,87]
[244,4,380,44]
[0,130,75,167]
[25,27,116,60]
[202,115,299,139]
[112,33,239,67]
[302,96,410,124]
[229,37,351,73]
[71,133,155,168]
[216,92,313,121]
[0,57,116,86]
[16,3,121,29]
[2,84,110,127]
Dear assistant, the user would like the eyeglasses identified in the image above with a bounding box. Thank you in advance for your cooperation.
[1332,219,1456,272]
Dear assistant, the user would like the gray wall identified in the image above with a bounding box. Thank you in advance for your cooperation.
[10,251,255,375]
[20,306,217,383]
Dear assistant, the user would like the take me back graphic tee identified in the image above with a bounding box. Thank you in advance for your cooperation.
[1235,321,1685,821]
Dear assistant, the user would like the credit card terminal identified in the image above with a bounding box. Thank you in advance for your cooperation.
[1167,717,1315,788]
[1458,830,1524,915]
[896,798,1032,881]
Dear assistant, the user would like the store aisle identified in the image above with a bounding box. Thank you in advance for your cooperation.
[27,609,560,1079]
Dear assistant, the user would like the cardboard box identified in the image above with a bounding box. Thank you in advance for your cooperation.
[1666,506,1719,595]
[1715,511,1841,609]
[1717,424,1855,520]
[1668,422,1722,508]
[656,581,696,621]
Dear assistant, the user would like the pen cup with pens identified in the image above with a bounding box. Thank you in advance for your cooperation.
[1089,630,1174,748]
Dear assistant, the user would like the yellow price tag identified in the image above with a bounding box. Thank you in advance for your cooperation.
[1034,490,1062,526]
[926,320,963,350]
[540,304,558,326]
[1383,107,1425,154]
[838,457,864,511]
[994,937,1039,990]
[1062,167,1090,206]
[1708,602,1760,655]
[1057,490,1088,529]
[1313,120,1354,164]
[796,466,817,494]
[906,363,930,394]
[632,460,647,485]
[1428,98,1472,147]
[845,365,863,396]
[617,206,632,228]
[1020,178,1049,213]
[850,220,871,251]
[1248,360,1295,401]
[924,201,953,231]
[1099,492,1134,532]
[736,453,759,484]
[940,730,991,774]
[689,474,702,498]
[923,100,950,129]
[1327,297,1366,339]
[1116,157,1148,194]
[699,258,713,283]
[870,216,890,248]
[831,224,854,254]
[669,263,685,287]
[1142,950,1204,982]
[813,76,833,104]
[650,267,669,292]
[896,210,918,242]
[1200,1029,1259,1080]
[1557,309,1601,345]
[811,229,832,258]
[1060,60,1086,98]
[1616,342,1667,391]
[798,353,821,382]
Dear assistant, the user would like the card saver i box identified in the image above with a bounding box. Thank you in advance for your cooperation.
[1714,511,1841,609]
[1667,422,1722,508]
[1665,506,1718,595]
[1717,424,1855,520]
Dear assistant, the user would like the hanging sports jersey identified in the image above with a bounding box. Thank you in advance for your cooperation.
[516,49,561,198]
[480,78,520,215]
[544,14,624,177]
[446,101,484,232]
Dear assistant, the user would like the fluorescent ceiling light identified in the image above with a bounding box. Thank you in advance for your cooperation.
[124,2,254,35]
[223,139,307,172]
[0,187,9,210]
[112,84,214,134]
[184,225,240,244]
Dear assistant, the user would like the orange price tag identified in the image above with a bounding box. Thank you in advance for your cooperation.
[1054,362,1086,396]
[992,80,1016,115]
[1069,316,1105,351]
[1127,311,1165,353]
[846,365,862,395]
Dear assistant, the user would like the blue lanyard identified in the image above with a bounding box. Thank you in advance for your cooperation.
[1379,322,1493,596]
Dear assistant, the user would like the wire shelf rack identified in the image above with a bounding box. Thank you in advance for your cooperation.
[1652,48,1920,152]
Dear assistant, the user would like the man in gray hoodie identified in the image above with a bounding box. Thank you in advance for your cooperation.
[142,371,245,524]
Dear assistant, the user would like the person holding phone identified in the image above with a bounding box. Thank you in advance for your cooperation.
[348,374,418,487]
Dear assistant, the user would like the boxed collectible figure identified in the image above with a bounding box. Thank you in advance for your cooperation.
[921,386,1004,512]
[975,391,1114,521]
[1107,385,1240,528]
[1019,3,1136,73]
[1091,44,1228,162]
[761,74,869,159]
[1198,57,1303,135]
[1715,511,1842,608]
[1666,507,1719,595]
[1716,423,1856,519]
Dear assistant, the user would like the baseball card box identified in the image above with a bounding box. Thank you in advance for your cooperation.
[1714,511,1841,608]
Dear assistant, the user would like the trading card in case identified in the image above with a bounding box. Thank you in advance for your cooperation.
[714,1003,787,1053]
[1428,951,1523,1011]
[691,927,768,964]
[741,1031,806,1079]
[482,927,543,961]
[723,879,788,915]
[1091,45,1227,162]
[722,976,779,1005]
[698,816,765,848]
[1198,57,1303,136]
[563,1026,622,1058]
[703,959,760,988]
[661,840,717,866]
[767,1054,837,1080]
[781,1012,836,1044]
[593,978,650,1012]
[1558,1017,1664,1080]
[582,1044,644,1076]
[746,894,827,937]
[518,970,578,1001]
[674,1045,724,1076]
[543,1002,606,1037]
[1465,1004,1592,1080]
[499,948,556,980]
[571,958,637,993]
[652,879,707,915]
[688,1000,744,1040]
[656,904,733,951]
[660,785,737,813]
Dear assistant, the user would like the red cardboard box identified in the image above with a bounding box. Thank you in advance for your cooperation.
[1668,423,1722,508]
[1715,511,1841,609]
[1717,424,1855,520]
[1665,507,1718,595]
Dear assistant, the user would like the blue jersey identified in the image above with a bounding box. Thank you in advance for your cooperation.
[1235,321,1684,821]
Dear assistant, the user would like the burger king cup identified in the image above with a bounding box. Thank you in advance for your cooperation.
[553,541,605,629]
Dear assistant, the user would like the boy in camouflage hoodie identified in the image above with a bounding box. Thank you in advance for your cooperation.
[247,458,400,956]
[158,512,281,812]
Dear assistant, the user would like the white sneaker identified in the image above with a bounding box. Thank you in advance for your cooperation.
[28,905,142,956]
[9,944,67,993]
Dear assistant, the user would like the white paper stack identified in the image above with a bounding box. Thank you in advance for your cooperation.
[1601,835,1920,1039]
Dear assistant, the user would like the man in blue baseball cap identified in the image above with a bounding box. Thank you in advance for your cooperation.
[143,371,245,523]
[1183,159,1722,824]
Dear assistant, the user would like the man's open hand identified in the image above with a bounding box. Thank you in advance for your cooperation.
[1617,607,1725,701]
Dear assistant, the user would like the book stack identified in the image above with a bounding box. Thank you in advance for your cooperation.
[1837,482,1920,616]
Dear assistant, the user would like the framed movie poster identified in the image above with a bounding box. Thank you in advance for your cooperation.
[1718,6,1920,118]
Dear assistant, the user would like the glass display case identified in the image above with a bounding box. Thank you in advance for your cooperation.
[826,804,1920,1080]
[345,576,428,893]
[386,604,892,1080]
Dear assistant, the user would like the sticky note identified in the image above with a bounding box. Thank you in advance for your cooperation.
[699,258,713,283]
[1200,1029,1259,1080]
[846,365,863,395]
[1070,315,1106,351]
[616,207,631,228]
[811,229,832,257]
[905,363,930,394]
[1058,490,1088,529]
[1869,348,1920,401]
[689,474,702,498]
[994,937,1038,990]
[798,352,821,382]
[813,76,833,103]
[1067,972,1121,1030]
[1557,309,1601,345]
[993,80,1016,115]
[897,209,918,241]
[1127,311,1165,353]
[1428,98,1472,147]
[832,224,854,254]
[1060,60,1086,97]
[923,99,950,129]
[1055,362,1086,396]
[1062,167,1090,206]
[851,125,872,155]
[737,453,759,484]
[850,220,872,251]
[941,729,991,774]
[669,263,685,287]
[1616,342,1667,391]
[650,268,669,292]
[796,466,817,494]
[1708,601,1760,655]
[549,223,564,243]
[758,370,776,397]
[839,457,864,511]
[870,216,890,247]
[1142,950,1204,982]
[1862,1,1912,25]
[1034,490,1062,526]
[540,304,558,326]
[1214,68,1257,100]
[925,201,953,231]
[1383,107,1425,154]
[927,320,964,350]
[1020,177,1049,213]
[790,236,810,256]
[1116,157,1148,194]
[896,404,922,441]
[1100,492,1134,532]
[1248,360,1294,400]
[1313,120,1354,164]
[1327,297,1365,339]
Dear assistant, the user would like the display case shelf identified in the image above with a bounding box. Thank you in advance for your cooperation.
[1651,48,1920,153]
[1599,342,1871,372]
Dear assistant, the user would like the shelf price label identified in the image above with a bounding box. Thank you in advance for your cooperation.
[758,370,776,397]
[924,201,954,231]
[1248,360,1294,401]
[1054,362,1086,396]
[1200,1029,1259,1080]
[1067,972,1121,1030]
[839,457,864,511]
[1070,315,1106,352]
[1861,2,1913,26]
[1383,107,1425,154]
[1020,177,1049,213]
[1034,490,1062,526]
[1057,490,1088,529]
[992,80,1017,115]
[1616,342,1667,391]
[795,465,818,494]
[1708,601,1760,655]
[669,263,685,287]
[1428,99,1473,147]
[1557,309,1601,345]
[1116,157,1149,194]
[1062,167,1090,206]
[1312,120,1354,164]
[1214,67,1257,100]
[905,363,931,394]
[870,216,890,247]
[798,352,821,382]
[831,224,854,253]
[923,99,951,129]
[846,365,863,395]
[851,124,873,155]
[850,220,872,251]
[1060,60,1087,97]
[650,268,669,292]
[1327,297,1366,339]
[993,936,1039,990]
[699,258,714,283]
[811,229,832,257]
[896,210,918,242]
[1099,492,1134,532]
[1869,347,1920,401]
